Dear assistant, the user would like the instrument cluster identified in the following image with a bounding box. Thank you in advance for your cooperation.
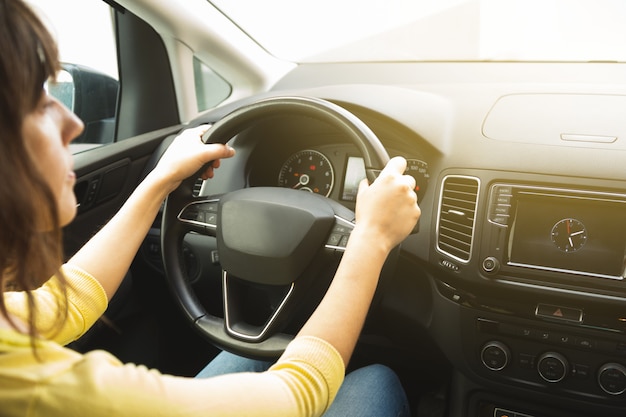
[274,147,430,203]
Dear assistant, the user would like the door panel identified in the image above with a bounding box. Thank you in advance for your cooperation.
[63,126,182,256]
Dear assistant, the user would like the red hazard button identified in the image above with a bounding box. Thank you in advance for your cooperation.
[536,304,583,323]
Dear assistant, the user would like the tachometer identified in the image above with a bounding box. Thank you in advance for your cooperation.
[278,150,334,197]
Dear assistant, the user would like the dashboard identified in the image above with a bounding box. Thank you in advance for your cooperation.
[190,66,626,417]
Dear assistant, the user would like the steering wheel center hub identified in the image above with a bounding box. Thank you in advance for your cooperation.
[217,187,336,285]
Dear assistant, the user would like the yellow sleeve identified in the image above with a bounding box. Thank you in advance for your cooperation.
[1,336,344,417]
[3,263,108,345]
[268,336,346,413]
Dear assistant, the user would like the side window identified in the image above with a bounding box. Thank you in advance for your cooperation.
[28,0,118,153]
[194,57,231,112]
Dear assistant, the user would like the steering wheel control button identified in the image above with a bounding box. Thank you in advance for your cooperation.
[327,233,342,246]
[325,218,354,251]
[178,200,219,230]
[537,352,569,383]
[598,363,626,395]
[481,341,510,371]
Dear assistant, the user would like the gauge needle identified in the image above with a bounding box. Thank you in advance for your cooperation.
[293,173,310,189]
[570,231,584,236]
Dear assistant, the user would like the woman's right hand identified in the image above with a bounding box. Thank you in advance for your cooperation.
[354,156,421,252]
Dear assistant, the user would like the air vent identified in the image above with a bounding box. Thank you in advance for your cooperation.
[192,178,203,197]
[437,175,480,262]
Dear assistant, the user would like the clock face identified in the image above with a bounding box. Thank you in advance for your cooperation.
[550,218,587,252]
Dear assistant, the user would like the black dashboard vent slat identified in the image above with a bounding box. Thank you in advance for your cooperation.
[437,176,480,262]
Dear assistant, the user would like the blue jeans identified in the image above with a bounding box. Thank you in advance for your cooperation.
[196,351,410,417]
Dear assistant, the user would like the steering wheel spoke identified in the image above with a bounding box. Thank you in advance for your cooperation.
[223,272,295,342]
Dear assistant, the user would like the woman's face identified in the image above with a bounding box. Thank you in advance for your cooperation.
[21,91,84,227]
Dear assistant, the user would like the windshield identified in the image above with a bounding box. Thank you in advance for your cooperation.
[210,0,626,63]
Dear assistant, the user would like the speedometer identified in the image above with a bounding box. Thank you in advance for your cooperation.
[278,150,334,197]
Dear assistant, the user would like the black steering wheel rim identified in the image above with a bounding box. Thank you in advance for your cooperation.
[161,96,389,359]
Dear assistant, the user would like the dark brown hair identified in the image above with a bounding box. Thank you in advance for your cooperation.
[0,0,67,344]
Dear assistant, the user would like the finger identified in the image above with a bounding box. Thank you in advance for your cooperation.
[200,143,236,161]
[178,124,210,141]
[197,145,235,180]
[200,158,222,177]
[381,156,407,176]
[403,174,417,193]
[200,167,215,180]
[195,124,211,134]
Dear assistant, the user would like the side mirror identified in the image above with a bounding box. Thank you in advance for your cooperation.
[48,63,119,145]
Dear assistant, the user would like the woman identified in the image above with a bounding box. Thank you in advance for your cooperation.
[0,0,421,416]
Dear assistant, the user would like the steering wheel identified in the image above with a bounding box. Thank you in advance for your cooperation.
[161,96,389,359]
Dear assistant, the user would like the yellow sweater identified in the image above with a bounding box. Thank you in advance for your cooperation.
[0,265,344,417]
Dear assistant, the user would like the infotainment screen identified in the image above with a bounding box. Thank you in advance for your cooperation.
[508,191,626,279]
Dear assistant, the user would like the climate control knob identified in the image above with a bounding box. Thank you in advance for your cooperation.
[481,341,510,371]
[598,363,626,395]
[537,352,568,383]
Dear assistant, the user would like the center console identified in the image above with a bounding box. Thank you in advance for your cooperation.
[432,173,626,417]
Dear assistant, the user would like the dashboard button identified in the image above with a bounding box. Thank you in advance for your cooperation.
[519,353,536,369]
[482,256,500,273]
[481,341,510,371]
[536,304,583,323]
[493,204,511,215]
[536,331,550,341]
[571,363,590,379]
[598,363,626,395]
[549,332,572,345]
[491,214,510,225]
[537,352,569,383]
[495,195,512,205]
[573,337,595,349]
